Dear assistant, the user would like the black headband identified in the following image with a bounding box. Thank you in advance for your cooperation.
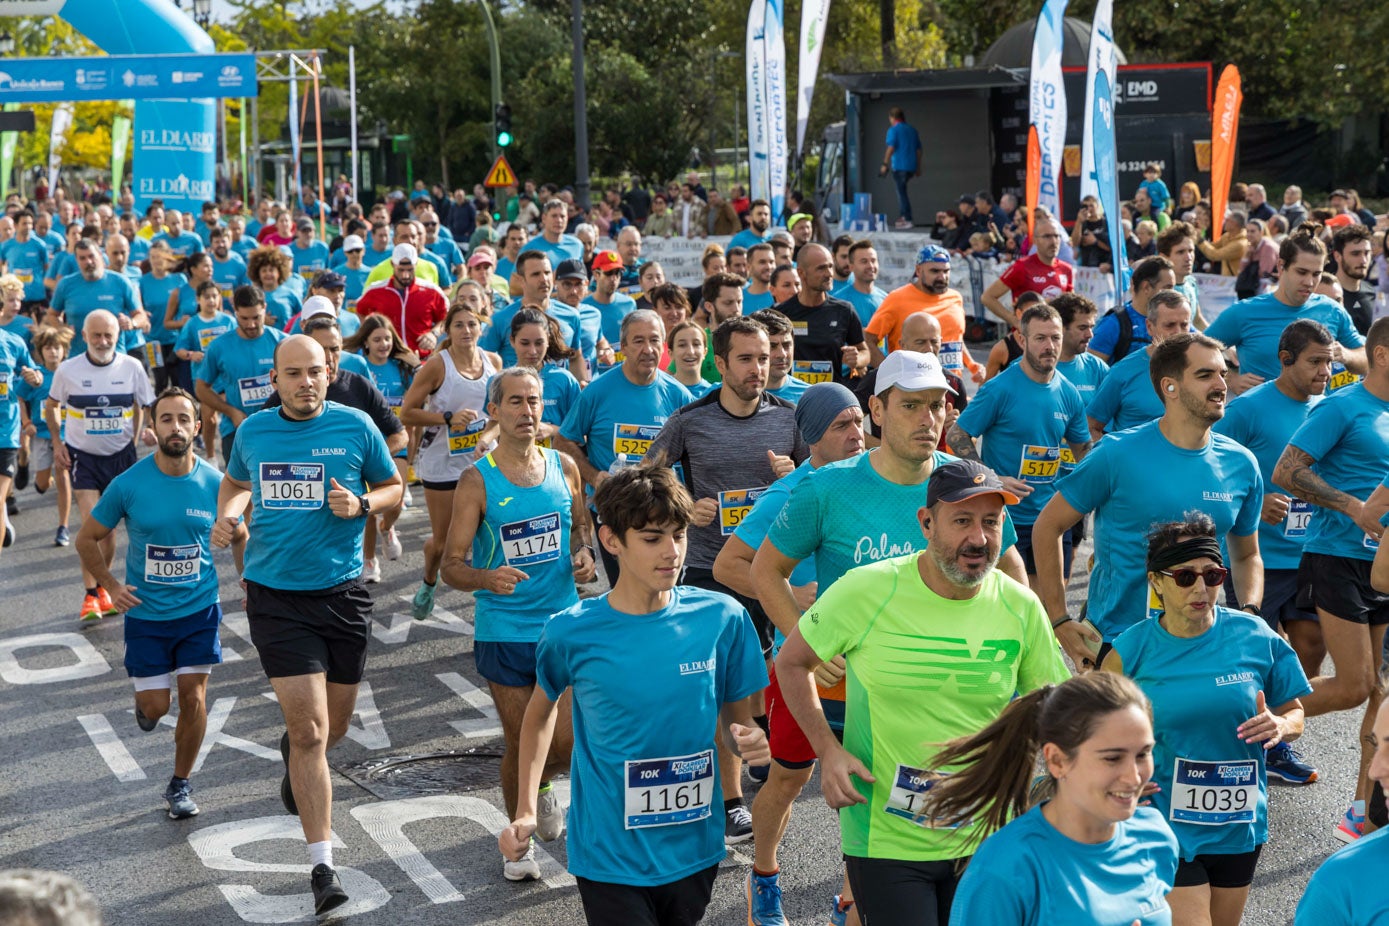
[1148,537,1224,574]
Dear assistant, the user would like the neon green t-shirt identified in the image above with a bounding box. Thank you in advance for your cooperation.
[798,553,1069,862]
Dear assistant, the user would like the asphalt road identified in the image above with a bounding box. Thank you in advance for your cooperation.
[0,468,1360,926]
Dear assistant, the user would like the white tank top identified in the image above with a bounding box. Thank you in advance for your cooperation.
[415,347,496,485]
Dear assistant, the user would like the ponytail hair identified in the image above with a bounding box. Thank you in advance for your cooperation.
[921,672,1151,842]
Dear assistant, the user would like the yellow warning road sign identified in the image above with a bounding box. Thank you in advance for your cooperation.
[484,154,516,188]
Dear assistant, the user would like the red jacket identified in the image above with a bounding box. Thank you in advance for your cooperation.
[355,279,448,354]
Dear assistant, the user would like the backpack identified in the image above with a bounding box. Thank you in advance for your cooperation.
[1104,305,1136,362]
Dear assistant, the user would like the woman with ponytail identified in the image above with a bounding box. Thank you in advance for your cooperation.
[929,672,1177,925]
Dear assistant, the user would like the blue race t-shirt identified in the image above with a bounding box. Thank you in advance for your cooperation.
[1056,351,1109,401]
[955,364,1089,525]
[342,265,371,314]
[886,120,922,171]
[199,328,287,436]
[949,804,1178,926]
[174,311,236,383]
[536,586,768,886]
[1286,381,1389,561]
[558,366,693,484]
[728,228,772,252]
[338,351,372,379]
[767,376,809,405]
[526,234,584,267]
[537,365,581,436]
[44,249,75,288]
[1205,292,1363,384]
[13,363,53,441]
[139,272,188,347]
[262,284,302,330]
[581,293,638,346]
[1114,607,1311,859]
[768,449,1018,592]
[1086,348,1164,434]
[227,401,397,590]
[290,240,331,282]
[472,448,577,642]
[0,330,35,448]
[90,455,224,621]
[364,356,410,417]
[1089,303,1151,360]
[152,230,204,257]
[1,237,49,301]
[1295,825,1389,926]
[481,300,584,368]
[211,255,249,309]
[839,284,888,330]
[1056,421,1262,640]
[51,272,141,356]
[743,288,775,313]
[1213,380,1321,570]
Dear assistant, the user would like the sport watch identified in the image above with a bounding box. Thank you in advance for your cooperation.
[357,494,372,518]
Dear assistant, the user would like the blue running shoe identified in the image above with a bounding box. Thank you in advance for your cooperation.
[164,777,199,819]
[829,894,856,926]
[412,580,436,620]
[747,870,787,925]
[1266,741,1317,785]
[749,762,770,783]
[1335,803,1365,844]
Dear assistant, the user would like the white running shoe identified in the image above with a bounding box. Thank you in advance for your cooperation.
[535,785,566,841]
[362,557,382,584]
[384,527,403,561]
[503,844,541,881]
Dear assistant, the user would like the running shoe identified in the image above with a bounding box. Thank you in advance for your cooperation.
[535,783,565,841]
[407,465,420,486]
[310,864,349,915]
[384,527,403,561]
[279,731,298,816]
[2,519,12,548]
[5,494,17,516]
[412,580,436,621]
[53,525,70,547]
[13,461,27,490]
[1266,741,1318,785]
[829,894,856,926]
[503,844,541,882]
[746,870,787,925]
[79,593,102,622]
[725,803,753,845]
[402,487,413,508]
[135,705,158,732]
[749,762,770,784]
[96,586,120,616]
[164,777,199,819]
[1334,804,1365,844]
[362,557,382,584]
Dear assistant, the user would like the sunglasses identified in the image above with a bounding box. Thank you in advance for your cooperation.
[1157,566,1228,588]
[598,269,623,277]
[424,222,438,228]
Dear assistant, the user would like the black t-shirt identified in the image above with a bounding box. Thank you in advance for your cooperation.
[1077,218,1109,268]
[773,294,865,385]
[1343,286,1376,336]
[264,371,404,440]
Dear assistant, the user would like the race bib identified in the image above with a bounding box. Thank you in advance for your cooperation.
[612,423,660,460]
[1328,361,1360,392]
[792,359,833,385]
[719,487,766,536]
[791,320,809,336]
[500,512,562,567]
[199,326,229,349]
[1366,532,1381,551]
[144,341,164,370]
[1284,500,1312,539]
[144,543,201,585]
[624,750,715,830]
[939,340,964,373]
[884,765,958,828]
[447,417,488,456]
[1018,445,1060,483]
[1058,446,1077,466]
[237,373,273,409]
[219,286,233,303]
[82,406,126,436]
[1169,758,1257,826]
[0,371,8,398]
[535,436,552,449]
[15,270,31,284]
[596,351,626,375]
[258,462,325,510]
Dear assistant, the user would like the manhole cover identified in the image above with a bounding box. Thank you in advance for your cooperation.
[336,748,504,800]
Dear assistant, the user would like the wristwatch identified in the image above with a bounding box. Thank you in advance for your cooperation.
[442,410,453,426]
[1241,603,1262,617]
[357,494,372,518]
[1050,614,1072,629]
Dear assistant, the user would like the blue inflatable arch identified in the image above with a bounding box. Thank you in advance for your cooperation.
[0,0,216,211]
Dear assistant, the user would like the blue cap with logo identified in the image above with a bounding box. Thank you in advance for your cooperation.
[916,244,951,266]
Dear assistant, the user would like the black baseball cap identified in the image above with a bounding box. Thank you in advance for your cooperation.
[311,270,347,290]
[555,258,587,281]
[926,459,1020,508]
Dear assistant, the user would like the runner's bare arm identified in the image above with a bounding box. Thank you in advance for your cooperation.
[1273,445,1378,537]
[1227,531,1263,611]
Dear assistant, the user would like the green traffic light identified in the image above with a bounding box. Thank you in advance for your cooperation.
[497,131,513,147]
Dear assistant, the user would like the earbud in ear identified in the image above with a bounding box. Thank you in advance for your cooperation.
[1166,384,1175,392]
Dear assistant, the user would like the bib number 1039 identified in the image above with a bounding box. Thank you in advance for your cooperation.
[1169,758,1257,826]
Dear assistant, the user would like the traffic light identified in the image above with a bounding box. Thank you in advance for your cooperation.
[494,103,513,148]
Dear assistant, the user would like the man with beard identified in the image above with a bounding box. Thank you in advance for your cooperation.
[1033,332,1264,670]
[207,226,249,311]
[76,388,245,821]
[866,245,983,383]
[949,304,1090,586]
[647,315,808,846]
[838,239,887,330]
[212,335,401,916]
[743,242,777,313]
[1333,224,1375,337]
[774,458,1068,925]
[1086,291,1194,439]
[730,199,775,252]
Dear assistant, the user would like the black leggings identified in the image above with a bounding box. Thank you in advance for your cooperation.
[844,854,966,926]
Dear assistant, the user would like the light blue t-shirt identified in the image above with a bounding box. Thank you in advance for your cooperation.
[1205,292,1363,384]
[1,237,50,301]
[728,228,771,252]
[576,303,603,369]
[211,255,249,309]
[51,272,141,356]
[538,364,580,430]
[839,283,888,330]
[139,272,188,347]
[228,401,397,590]
[199,328,287,436]
[427,237,464,275]
[1056,351,1110,401]
[733,457,818,651]
[129,235,152,262]
[14,364,54,441]
[526,234,584,267]
[767,376,809,405]
[342,265,371,314]
[1057,422,1262,640]
[1114,608,1311,859]
[152,230,204,257]
[364,356,410,414]
[174,311,236,383]
[481,300,583,368]
[290,240,331,283]
[44,250,75,287]
[1086,348,1163,433]
[338,351,372,379]
[194,219,223,247]
[1213,380,1321,570]
[1089,303,1151,360]
[956,364,1089,525]
[885,120,922,171]
[1286,382,1389,561]
[949,804,1178,926]
[90,455,224,621]
[472,448,577,643]
[581,293,638,346]
[536,587,768,886]
[262,284,302,330]
[558,366,693,486]
[0,330,36,448]
[1,312,33,348]
[1295,825,1389,926]
[743,287,775,313]
[769,449,1017,592]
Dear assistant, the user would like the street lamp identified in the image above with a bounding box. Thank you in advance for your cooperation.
[0,33,15,56]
